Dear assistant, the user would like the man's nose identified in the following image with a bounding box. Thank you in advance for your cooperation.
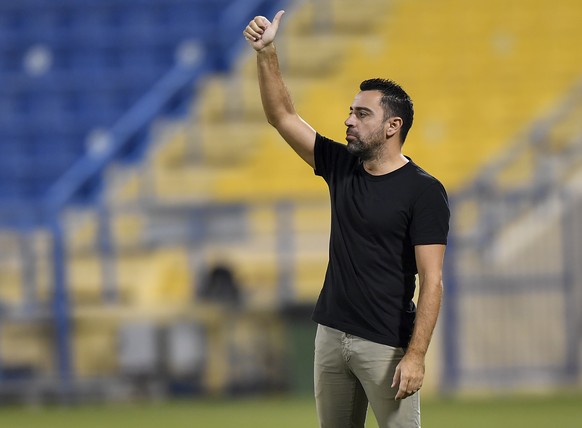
[345,114,354,127]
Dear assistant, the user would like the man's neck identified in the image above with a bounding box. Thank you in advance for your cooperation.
[363,147,409,176]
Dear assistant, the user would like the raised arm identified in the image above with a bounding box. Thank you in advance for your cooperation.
[243,11,316,168]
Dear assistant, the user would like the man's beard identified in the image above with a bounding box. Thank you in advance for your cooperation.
[346,127,385,161]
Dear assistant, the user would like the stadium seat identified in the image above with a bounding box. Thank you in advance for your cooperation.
[0,0,237,203]
[3,0,582,394]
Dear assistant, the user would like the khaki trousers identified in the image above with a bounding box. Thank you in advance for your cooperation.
[314,324,421,428]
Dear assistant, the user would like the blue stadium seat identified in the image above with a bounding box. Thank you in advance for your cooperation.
[0,0,237,205]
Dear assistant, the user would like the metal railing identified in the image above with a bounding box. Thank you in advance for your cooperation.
[442,78,582,392]
[0,0,290,401]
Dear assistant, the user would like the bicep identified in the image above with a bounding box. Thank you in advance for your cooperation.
[415,244,446,285]
[274,113,317,168]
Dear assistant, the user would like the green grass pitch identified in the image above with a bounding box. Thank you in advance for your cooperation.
[0,392,581,428]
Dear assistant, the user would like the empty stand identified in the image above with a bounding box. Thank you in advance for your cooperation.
[0,0,293,399]
[3,0,582,400]
[145,0,582,393]
[136,0,396,323]
[0,0,232,203]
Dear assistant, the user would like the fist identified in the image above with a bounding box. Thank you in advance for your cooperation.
[243,10,285,51]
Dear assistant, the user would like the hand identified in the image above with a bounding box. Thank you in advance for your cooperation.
[391,350,425,400]
[243,10,285,51]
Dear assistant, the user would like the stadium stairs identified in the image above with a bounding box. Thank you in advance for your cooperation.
[142,0,582,393]
[66,0,582,388]
[48,0,395,390]
[3,0,582,398]
[145,0,582,307]
[0,0,289,400]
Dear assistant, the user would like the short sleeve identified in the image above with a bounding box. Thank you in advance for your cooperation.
[314,133,348,182]
[410,182,450,246]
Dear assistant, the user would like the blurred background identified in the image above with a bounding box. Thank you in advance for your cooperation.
[0,0,581,425]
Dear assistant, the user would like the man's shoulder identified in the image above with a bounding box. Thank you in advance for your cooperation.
[407,161,441,183]
[316,133,347,151]
[315,133,358,174]
[405,161,447,195]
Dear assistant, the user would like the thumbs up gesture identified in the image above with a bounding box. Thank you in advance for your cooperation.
[243,10,285,51]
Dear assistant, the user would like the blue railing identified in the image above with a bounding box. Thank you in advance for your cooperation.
[441,78,582,391]
[0,0,289,400]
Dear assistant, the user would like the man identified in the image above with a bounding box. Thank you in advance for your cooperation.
[244,11,449,428]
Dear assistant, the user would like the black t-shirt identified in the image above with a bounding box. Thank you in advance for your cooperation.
[312,133,450,347]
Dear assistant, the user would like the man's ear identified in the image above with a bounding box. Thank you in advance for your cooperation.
[385,117,403,138]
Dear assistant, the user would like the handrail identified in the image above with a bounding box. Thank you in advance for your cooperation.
[42,60,209,213]
[41,0,288,213]
[455,77,582,201]
[1,0,290,401]
[31,0,289,401]
[450,77,582,251]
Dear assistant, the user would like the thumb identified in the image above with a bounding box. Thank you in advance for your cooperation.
[271,10,285,31]
[391,365,401,388]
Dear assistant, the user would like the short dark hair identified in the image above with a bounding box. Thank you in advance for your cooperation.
[360,78,414,143]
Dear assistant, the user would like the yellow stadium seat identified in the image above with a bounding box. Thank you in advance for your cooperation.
[110,0,582,311]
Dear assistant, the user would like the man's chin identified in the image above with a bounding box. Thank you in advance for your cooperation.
[348,144,376,162]
[346,141,363,156]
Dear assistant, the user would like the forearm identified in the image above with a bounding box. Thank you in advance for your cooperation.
[257,44,296,127]
[245,11,316,167]
[407,276,443,357]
